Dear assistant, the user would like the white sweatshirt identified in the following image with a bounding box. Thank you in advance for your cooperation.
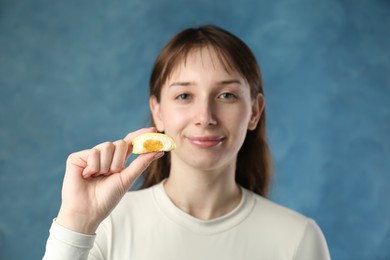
[43,181,330,260]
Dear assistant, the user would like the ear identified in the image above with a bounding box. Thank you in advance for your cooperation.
[248,93,264,131]
[149,95,165,132]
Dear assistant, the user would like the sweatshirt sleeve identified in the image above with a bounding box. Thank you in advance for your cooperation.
[42,219,96,260]
[293,219,331,260]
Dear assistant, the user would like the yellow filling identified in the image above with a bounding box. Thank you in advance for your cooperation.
[143,139,163,152]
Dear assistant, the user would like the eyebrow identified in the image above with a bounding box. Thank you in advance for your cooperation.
[217,79,243,86]
[168,79,243,88]
[168,81,194,87]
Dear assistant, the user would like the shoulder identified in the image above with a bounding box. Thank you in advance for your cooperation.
[245,191,330,259]
[249,191,309,227]
[97,184,161,235]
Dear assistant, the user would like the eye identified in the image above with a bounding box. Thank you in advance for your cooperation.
[175,93,192,100]
[218,92,237,100]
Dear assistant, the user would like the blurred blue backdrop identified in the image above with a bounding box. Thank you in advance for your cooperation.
[1,0,389,259]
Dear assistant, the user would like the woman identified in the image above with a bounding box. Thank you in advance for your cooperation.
[43,25,330,259]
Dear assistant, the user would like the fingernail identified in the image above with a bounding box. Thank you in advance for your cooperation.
[153,152,164,159]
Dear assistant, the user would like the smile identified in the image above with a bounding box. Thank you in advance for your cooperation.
[187,135,225,148]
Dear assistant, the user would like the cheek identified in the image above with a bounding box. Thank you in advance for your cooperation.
[227,106,253,138]
[160,105,188,131]
[222,104,251,124]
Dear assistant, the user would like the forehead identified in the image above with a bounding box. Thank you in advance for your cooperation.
[167,46,240,81]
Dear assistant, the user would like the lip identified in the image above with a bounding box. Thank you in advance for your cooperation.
[187,135,225,148]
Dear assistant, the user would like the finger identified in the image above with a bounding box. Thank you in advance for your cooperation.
[82,149,100,178]
[110,140,128,173]
[66,149,89,169]
[120,152,164,190]
[123,127,157,143]
[95,142,115,175]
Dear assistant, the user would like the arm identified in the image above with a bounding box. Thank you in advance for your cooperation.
[43,220,96,260]
[294,219,331,260]
[42,128,164,259]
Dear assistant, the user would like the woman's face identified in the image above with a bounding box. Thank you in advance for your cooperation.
[150,47,263,172]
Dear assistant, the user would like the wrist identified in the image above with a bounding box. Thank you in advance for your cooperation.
[57,207,99,235]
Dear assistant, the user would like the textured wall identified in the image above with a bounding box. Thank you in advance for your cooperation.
[1,0,389,259]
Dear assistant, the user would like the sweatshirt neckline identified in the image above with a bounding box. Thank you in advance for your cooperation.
[152,180,255,235]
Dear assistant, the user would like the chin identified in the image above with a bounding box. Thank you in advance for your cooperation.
[187,154,234,172]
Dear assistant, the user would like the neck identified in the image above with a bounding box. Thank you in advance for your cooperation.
[164,162,242,220]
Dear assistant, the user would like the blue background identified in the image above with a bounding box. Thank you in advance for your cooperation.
[1,0,389,259]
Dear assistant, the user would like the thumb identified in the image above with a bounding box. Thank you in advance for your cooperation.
[119,152,164,190]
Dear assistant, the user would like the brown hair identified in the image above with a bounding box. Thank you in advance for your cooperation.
[140,25,273,197]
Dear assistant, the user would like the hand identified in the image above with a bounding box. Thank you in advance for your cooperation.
[56,128,164,234]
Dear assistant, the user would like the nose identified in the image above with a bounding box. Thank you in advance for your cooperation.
[194,98,217,127]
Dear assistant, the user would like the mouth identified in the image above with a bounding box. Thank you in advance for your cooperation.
[187,135,225,148]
